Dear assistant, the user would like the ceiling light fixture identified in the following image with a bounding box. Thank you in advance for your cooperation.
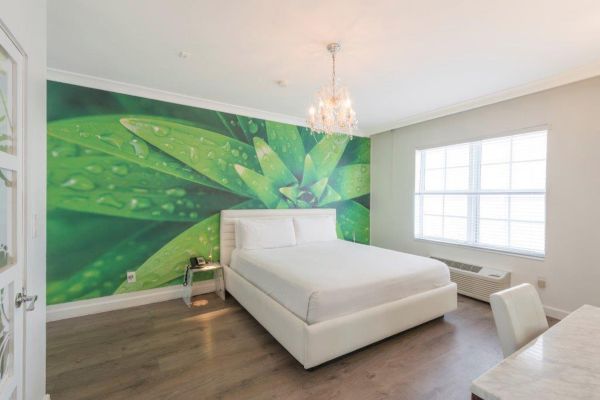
[307,43,357,136]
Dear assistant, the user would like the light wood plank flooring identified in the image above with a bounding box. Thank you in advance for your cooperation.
[47,294,551,400]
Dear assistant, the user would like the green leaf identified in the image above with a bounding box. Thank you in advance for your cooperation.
[121,116,260,198]
[309,177,328,199]
[253,137,297,187]
[279,184,299,202]
[47,221,186,304]
[265,121,305,177]
[115,215,220,294]
[237,115,267,142]
[48,153,243,221]
[339,137,371,166]
[300,154,319,187]
[113,199,265,294]
[318,185,342,206]
[48,115,219,188]
[215,113,246,143]
[329,164,370,201]
[306,134,350,181]
[234,164,280,208]
[276,199,290,209]
[230,198,268,211]
[46,209,150,289]
[336,201,370,244]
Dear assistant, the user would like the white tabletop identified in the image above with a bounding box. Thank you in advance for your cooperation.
[472,304,600,400]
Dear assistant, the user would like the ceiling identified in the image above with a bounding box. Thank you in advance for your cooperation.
[48,0,600,135]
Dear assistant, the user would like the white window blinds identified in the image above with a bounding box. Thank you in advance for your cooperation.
[414,130,547,257]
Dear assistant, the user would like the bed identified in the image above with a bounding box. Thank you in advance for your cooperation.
[220,209,457,369]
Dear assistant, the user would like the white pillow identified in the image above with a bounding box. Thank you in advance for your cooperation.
[235,218,296,250]
[293,215,337,245]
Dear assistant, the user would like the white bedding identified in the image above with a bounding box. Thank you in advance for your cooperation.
[230,240,451,324]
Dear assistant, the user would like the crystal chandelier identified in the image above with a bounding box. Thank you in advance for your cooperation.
[307,43,358,136]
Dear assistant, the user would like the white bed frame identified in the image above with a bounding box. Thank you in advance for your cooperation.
[220,209,457,369]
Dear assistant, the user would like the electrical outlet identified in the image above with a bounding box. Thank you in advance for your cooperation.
[127,271,136,283]
[537,277,546,289]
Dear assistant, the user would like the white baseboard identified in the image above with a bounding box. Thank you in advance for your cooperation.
[46,279,216,322]
[46,278,569,322]
[544,305,569,320]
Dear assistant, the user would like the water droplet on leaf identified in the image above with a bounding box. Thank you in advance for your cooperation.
[128,197,151,210]
[165,188,186,197]
[96,195,123,208]
[130,138,149,159]
[152,125,170,137]
[112,165,129,176]
[248,120,258,134]
[61,175,95,191]
[97,134,124,149]
[85,164,103,174]
[161,203,175,213]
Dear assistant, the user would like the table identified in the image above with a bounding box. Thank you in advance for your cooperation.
[471,305,600,399]
[182,263,225,307]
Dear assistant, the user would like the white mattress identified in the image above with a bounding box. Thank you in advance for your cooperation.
[229,240,451,324]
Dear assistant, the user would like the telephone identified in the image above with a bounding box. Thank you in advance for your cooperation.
[189,256,207,268]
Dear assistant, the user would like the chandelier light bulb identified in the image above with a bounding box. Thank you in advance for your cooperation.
[306,43,358,136]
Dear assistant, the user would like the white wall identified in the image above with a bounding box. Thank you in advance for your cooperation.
[0,1,47,399]
[371,76,600,318]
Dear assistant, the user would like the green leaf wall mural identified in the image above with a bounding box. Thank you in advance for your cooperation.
[47,81,371,305]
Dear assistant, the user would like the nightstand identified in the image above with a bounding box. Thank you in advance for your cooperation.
[182,263,225,307]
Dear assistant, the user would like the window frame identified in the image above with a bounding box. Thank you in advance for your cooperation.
[413,127,548,259]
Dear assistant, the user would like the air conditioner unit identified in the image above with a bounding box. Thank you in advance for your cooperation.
[432,257,511,302]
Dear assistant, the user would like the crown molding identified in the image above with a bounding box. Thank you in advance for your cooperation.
[369,59,600,135]
[46,68,316,131]
[49,61,600,138]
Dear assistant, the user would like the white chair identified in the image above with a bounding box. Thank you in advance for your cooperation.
[490,283,549,357]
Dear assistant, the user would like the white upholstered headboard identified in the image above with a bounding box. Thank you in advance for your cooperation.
[219,208,336,266]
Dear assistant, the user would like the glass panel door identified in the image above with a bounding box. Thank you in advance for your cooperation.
[0,22,26,400]
[0,46,15,155]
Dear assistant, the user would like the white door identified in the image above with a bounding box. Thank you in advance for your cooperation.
[0,21,31,400]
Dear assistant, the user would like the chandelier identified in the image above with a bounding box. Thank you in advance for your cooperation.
[307,43,358,136]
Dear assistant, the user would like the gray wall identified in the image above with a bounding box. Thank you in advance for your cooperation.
[371,76,600,317]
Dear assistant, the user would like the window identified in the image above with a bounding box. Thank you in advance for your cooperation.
[414,130,547,257]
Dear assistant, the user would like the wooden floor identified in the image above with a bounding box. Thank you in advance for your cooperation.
[47,294,552,400]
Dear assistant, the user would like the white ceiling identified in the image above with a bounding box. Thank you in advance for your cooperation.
[48,0,600,135]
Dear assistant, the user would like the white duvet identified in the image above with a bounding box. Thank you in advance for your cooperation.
[230,240,450,324]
